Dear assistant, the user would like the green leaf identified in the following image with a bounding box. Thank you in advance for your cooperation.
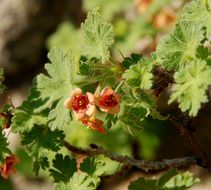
[105,114,118,129]
[169,60,211,117]
[81,8,114,63]
[37,48,77,130]
[77,56,115,87]
[116,101,148,135]
[80,155,119,177]
[50,154,77,183]
[122,53,143,69]
[158,169,178,188]
[129,177,157,190]
[11,86,49,133]
[122,87,162,119]
[80,157,103,176]
[0,68,5,94]
[181,0,211,37]
[79,57,92,75]
[156,22,205,70]
[48,100,72,131]
[21,126,65,175]
[129,170,199,190]
[0,129,11,163]
[54,172,100,190]
[164,171,200,189]
[21,126,65,152]
[123,58,153,90]
[196,45,209,60]
[115,86,163,135]
[0,104,13,129]
[32,156,50,175]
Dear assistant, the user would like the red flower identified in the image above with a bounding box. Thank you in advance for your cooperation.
[135,0,153,14]
[0,155,20,179]
[153,8,176,29]
[64,88,96,120]
[95,87,120,114]
[81,116,106,134]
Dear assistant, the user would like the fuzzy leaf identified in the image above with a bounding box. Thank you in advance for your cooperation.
[11,87,49,133]
[116,101,148,135]
[156,22,205,70]
[181,0,211,36]
[123,58,153,90]
[164,171,200,189]
[122,87,162,119]
[81,8,114,63]
[169,60,211,117]
[129,170,199,190]
[54,172,100,190]
[50,154,77,183]
[37,48,77,130]
[115,87,161,135]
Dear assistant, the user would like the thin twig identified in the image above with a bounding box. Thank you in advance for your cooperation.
[64,141,197,173]
[169,115,211,172]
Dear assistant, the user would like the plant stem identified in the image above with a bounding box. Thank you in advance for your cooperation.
[64,141,197,172]
[169,115,211,172]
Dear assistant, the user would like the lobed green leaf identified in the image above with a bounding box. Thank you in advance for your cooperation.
[11,86,49,133]
[50,154,77,183]
[80,155,119,177]
[164,171,200,189]
[129,169,199,190]
[123,58,153,90]
[37,48,77,130]
[169,60,211,117]
[21,126,65,175]
[156,22,205,70]
[54,172,100,190]
[81,8,114,63]
[181,0,211,37]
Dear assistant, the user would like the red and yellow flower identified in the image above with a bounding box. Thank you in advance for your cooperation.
[0,155,20,179]
[95,87,120,114]
[81,116,106,134]
[64,88,96,120]
[64,87,120,134]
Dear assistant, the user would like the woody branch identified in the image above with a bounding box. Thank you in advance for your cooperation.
[64,141,198,172]
[153,65,211,172]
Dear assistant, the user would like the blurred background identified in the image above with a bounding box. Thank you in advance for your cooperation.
[0,0,211,189]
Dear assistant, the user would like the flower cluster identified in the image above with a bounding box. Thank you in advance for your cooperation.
[134,0,176,29]
[0,155,19,179]
[64,87,120,134]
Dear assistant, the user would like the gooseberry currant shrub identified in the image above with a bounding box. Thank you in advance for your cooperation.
[0,0,211,189]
